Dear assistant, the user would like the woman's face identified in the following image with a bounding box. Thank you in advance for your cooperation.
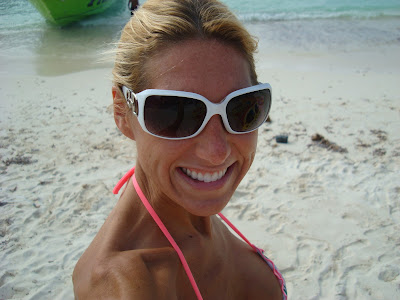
[130,39,258,216]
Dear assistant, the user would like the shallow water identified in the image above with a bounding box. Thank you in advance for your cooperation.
[1,0,399,76]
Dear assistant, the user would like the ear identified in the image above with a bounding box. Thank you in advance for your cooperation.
[112,86,136,140]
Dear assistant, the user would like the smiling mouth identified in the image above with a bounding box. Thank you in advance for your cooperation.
[181,167,228,183]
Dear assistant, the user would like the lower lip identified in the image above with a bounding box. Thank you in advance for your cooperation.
[178,164,234,190]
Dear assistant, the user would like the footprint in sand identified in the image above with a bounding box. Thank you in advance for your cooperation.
[378,265,400,282]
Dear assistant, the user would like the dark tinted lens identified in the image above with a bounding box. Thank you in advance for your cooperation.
[144,95,207,138]
[226,89,271,132]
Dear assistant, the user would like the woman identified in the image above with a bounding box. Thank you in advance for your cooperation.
[73,0,287,299]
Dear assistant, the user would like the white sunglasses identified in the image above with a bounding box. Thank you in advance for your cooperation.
[122,83,271,140]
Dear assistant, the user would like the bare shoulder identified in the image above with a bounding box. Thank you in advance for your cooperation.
[72,192,183,299]
[73,246,179,300]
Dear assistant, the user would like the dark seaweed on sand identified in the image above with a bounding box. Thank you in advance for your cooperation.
[311,133,348,153]
[2,155,36,166]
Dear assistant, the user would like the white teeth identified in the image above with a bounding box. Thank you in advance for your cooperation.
[182,168,227,182]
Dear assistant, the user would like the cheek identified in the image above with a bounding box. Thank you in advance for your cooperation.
[249,134,258,165]
[135,134,161,164]
[239,131,258,157]
[134,128,188,173]
[234,131,258,173]
[131,120,158,165]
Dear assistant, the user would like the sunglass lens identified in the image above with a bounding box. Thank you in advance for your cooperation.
[144,96,206,138]
[226,89,271,132]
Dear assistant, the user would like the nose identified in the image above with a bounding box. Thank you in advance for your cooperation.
[194,115,231,165]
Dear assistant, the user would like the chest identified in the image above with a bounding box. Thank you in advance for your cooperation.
[171,248,281,300]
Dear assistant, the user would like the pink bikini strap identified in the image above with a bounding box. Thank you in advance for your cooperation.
[112,166,135,194]
[217,212,258,252]
[113,167,203,300]
[218,213,287,299]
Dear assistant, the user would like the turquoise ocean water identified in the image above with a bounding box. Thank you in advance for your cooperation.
[1,0,399,75]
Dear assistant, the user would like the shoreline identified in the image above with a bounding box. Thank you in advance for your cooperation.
[1,17,399,77]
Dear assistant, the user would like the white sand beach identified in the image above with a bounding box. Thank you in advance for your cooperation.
[1,19,399,299]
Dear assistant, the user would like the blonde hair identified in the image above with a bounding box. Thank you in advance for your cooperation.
[113,0,258,116]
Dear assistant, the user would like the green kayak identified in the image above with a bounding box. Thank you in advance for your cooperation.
[29,0,116,26]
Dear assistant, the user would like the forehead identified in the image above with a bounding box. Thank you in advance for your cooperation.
[144,39,252,98]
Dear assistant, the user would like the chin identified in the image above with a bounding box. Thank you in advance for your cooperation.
[183,193,233,217]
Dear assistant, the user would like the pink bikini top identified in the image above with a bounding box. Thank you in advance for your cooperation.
[113,167,287,300]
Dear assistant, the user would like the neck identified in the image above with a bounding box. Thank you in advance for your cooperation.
[132,165,215,242]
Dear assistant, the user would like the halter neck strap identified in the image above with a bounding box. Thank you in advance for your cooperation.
[113,167,203,300]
